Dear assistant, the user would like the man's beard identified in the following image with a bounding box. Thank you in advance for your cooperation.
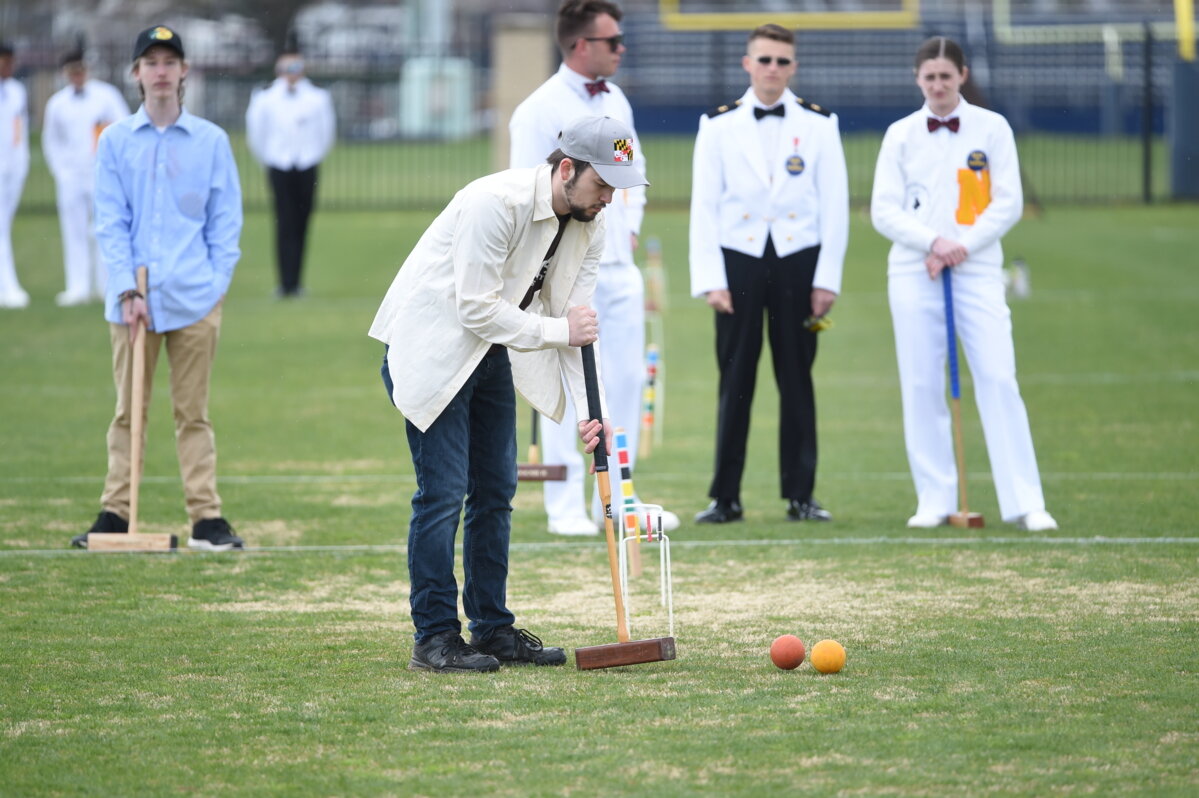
[564,172,605,222]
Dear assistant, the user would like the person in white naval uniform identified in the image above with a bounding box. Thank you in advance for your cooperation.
[0,41,30,309]
[870,36,1057,532]
[510,0,677,535]
[246,48,335,298]
[42,50,130,306]
[689,23,848,525]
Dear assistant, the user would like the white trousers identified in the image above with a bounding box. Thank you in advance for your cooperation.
[541,262,645,523]
[55,177,104,298]
[888,269,1046,522]
[0,170,26,299]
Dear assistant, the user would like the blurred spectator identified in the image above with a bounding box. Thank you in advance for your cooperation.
[42,49,130,306]
[246,47,335,298]
[0,41,30,309]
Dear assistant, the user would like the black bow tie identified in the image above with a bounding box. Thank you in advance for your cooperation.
[584,80,609,97]
[754,104,785,120]
[927,116,960,133]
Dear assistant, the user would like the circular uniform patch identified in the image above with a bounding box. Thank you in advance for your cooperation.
[967,150,988,171]
[785,155,805,176]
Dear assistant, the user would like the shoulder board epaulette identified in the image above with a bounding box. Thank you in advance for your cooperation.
[705,99,742,118]
[794,97,832,117]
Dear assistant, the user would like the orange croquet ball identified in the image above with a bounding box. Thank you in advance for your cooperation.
[810,639,846,674]
[769,634,806,670]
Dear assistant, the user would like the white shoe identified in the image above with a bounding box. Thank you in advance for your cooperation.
[906,513,948,529]
[0,289,30,309]
[1018,510,1058,532]
[658,509,680,533]
[547,516,598,536]
[56,291,90,307]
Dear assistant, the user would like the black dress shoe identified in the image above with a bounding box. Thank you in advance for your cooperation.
[695,499,743,524]
[786,499,832,522]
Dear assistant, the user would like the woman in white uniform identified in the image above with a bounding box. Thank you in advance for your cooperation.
[870,36,1057,532]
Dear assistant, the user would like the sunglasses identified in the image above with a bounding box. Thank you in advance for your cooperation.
[582,34,624,52]
[755,55,793,67]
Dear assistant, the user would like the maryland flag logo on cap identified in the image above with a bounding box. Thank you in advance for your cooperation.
[612,138,634,163]
[151,26,175,41]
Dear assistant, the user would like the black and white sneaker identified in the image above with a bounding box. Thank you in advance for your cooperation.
[188,518,244,551]
[409,630,501,673]
[71,511,129,549]
[470,625,567,667]
[786,499,832,522]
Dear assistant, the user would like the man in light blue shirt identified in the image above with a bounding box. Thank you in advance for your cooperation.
[73,25,244,551]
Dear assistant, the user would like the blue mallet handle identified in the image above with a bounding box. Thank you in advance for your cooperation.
[943,269,960,401]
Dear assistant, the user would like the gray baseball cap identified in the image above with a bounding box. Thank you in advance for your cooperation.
[557,115,649,189]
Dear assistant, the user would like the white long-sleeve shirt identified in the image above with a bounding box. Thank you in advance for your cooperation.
[42,80,129,182]
[508,63,646,268]
[0,75,29,180]
[871,98,1023,275]
[245,77,335,171]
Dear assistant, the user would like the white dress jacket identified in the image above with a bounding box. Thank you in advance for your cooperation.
[369,164,607,432]
[689,87,849,297]
[870,98,1023,274]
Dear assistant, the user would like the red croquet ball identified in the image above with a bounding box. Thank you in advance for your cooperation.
[769,634,806,670]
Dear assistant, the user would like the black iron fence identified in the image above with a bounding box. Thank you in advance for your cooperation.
[5,3,1187,212]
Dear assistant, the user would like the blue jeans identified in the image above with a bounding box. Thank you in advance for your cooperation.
[381,347,518,643]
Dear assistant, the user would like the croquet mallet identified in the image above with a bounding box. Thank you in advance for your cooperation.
[943,268,984,529]
[574,344,676,670]
[89,266,178,552]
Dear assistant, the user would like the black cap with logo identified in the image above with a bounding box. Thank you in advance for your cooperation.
[132,25,184,62]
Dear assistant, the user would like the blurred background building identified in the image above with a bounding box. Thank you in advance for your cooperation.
[1,0,1194,210]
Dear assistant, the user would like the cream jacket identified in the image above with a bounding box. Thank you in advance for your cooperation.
[368,164,608,432]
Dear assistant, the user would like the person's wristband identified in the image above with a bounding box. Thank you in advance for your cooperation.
[119,289,143,303]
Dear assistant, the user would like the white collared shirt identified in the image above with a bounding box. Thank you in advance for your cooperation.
[871,98,1023,274]
[245,77,335,170]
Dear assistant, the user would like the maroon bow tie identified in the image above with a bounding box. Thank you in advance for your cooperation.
[585,80,609,97]
[927,116,960,133]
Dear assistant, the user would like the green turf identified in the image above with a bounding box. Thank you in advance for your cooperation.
[1,204,1197,796]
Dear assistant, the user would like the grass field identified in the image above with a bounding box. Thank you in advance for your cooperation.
[2,203,1197,796]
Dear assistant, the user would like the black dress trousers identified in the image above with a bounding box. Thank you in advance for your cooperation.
[268,165,318,295]
[709,238,821,503]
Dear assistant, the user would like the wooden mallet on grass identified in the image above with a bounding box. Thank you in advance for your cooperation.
[89,266,178,552]
[943,269,984,529]
[574,343,676,670]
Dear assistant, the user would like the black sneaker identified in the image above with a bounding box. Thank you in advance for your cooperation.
[786,499,832,522]
[188,518,244,551]
[410,630,501,673]
[71,511,129,548]
[470,625,567,667]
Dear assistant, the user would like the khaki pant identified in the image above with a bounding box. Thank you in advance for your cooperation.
[101,304,223,524]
